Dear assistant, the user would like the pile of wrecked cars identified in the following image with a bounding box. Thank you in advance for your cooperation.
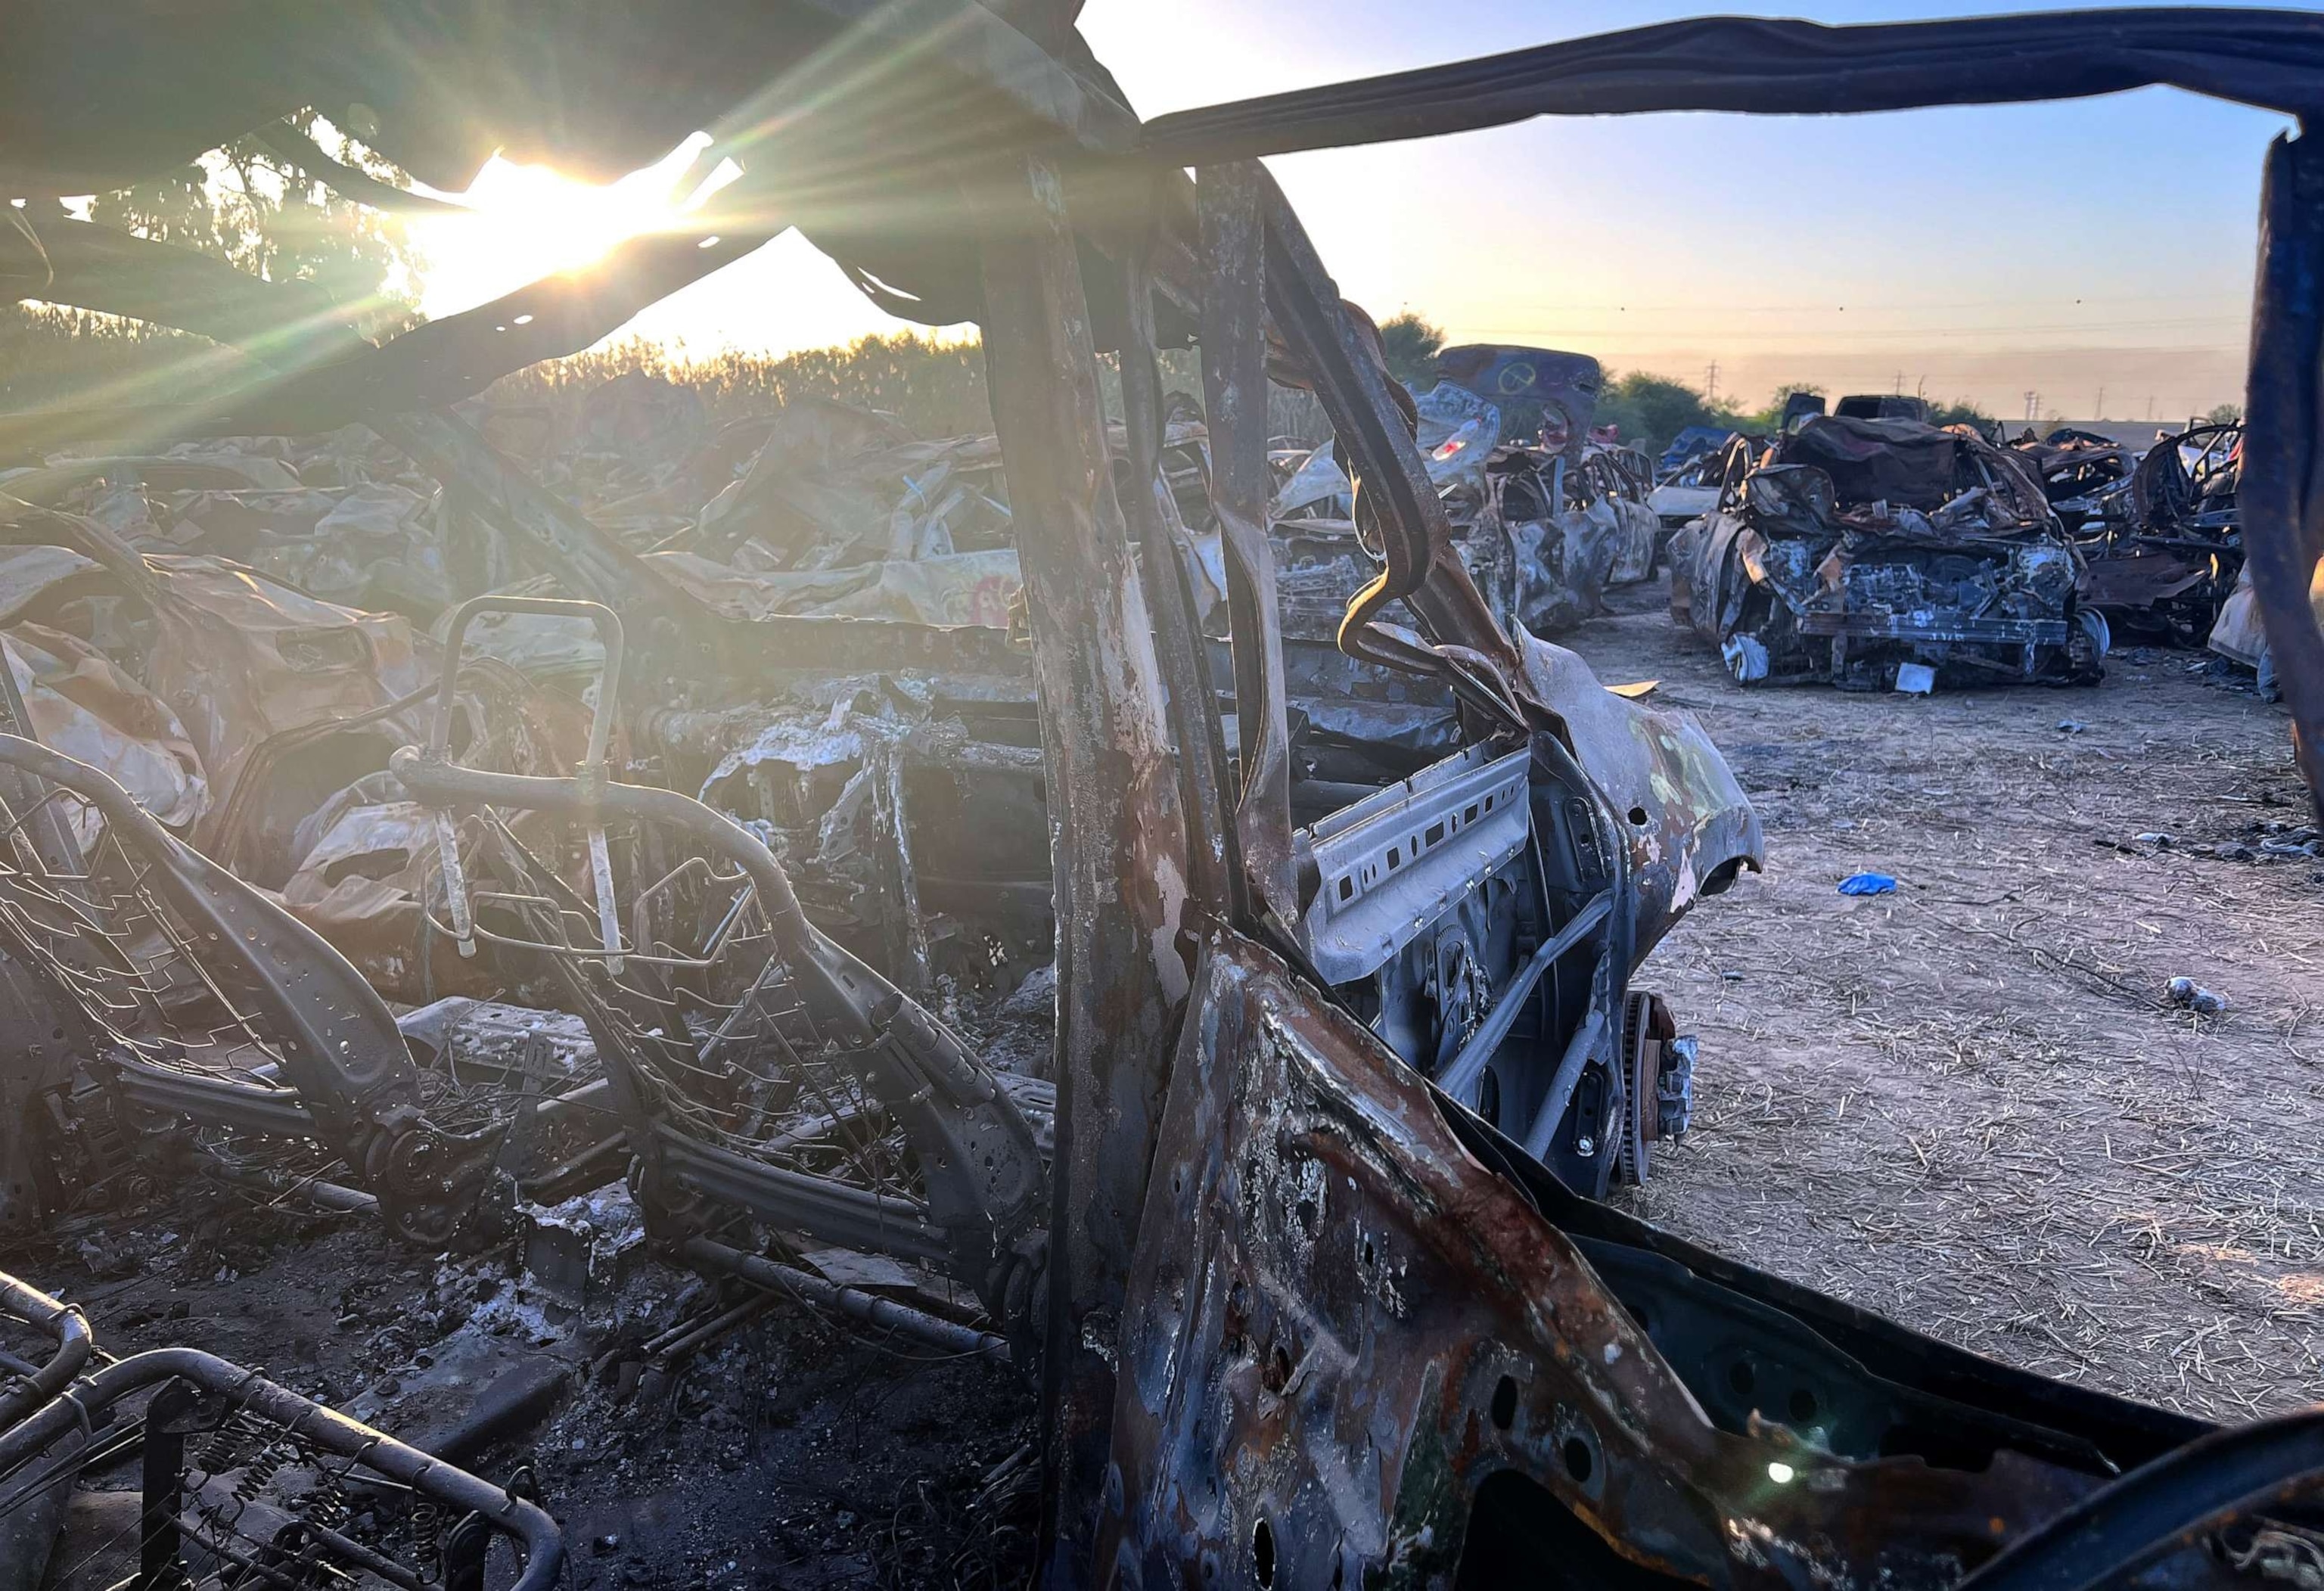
[1274,342,1666,638]
[1648,427,1740,533]
[2005,415,2307,684]
[2,3,2324,1589]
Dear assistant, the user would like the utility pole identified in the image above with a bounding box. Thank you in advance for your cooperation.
[1916,375,1928,402]
[2024,390,2039,424]
[2094,385,2105,419]
[1894,369,1904,396]
[1704,361,1719,405]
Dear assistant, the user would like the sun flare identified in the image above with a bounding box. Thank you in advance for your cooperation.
[405,135,730,318]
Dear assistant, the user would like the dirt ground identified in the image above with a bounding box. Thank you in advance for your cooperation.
[1586,585,2324,1424]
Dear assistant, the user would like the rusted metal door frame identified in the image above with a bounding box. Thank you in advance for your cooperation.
[971,151,1196,1580]
[1195,162,1298,922]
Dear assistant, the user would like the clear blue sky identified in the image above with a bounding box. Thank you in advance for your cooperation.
[520,1,2310,422]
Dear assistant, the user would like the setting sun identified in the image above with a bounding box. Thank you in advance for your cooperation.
[404,134,732,318]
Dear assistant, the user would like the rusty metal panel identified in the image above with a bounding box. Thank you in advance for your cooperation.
[1139,13,2324,163]
[2239,130,2324,817]
[972,151,1195,1578]
[1097,928,2195,1589]
[1198,162,1297,921]
[1117,228,1232,918]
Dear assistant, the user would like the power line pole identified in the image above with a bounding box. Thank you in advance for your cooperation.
[1894,369,1904,395]
[2024,390,2038,424]
[1704,360,1719,405]
[2094,385,2105,419]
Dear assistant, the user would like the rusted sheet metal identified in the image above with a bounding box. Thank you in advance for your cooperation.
[695,411,1005,561]
[1199,161,1297,921]
[1138,11,2324,164]
[1098,928,2192,1589]
[0,453,301,511]
[0,545,107,624]
[2239,130,2324,818]
[129,554,433,858]
[276,789,524,1002]
[972,151,1194,1578]
[2,510,440,872]
[1117,234,1233,918]
[2081,549,2214,615]
[646,547,1023,626]
[1,622,207,840]
[383,408,694,618]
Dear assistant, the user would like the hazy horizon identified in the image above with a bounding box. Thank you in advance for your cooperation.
[409,0,2304,421]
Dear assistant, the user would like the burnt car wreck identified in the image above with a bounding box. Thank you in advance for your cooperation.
[2,5,2324,1589]
[2049,421,2251,651]
[1274,343,1665,640]
[1670,414,2105,690]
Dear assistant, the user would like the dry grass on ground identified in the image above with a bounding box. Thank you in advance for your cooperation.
[1577,590,2324,1422]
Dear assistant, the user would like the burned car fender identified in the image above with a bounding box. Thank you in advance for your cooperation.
[1671,511,1773,652]
[1515,629,1763,961]
[1098,929,2149,1591]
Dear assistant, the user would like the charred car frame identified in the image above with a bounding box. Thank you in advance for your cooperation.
[0,6,2322,1591]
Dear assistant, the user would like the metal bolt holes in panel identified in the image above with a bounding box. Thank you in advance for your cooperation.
[1299,744,1530,984]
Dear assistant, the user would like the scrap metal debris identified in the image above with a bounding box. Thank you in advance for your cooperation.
[0,1266,563,1591]
[0,5,2322,1590]
[1273,343,1664,637]
[2013,424,2137,535]
[2065,421,2249,650]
